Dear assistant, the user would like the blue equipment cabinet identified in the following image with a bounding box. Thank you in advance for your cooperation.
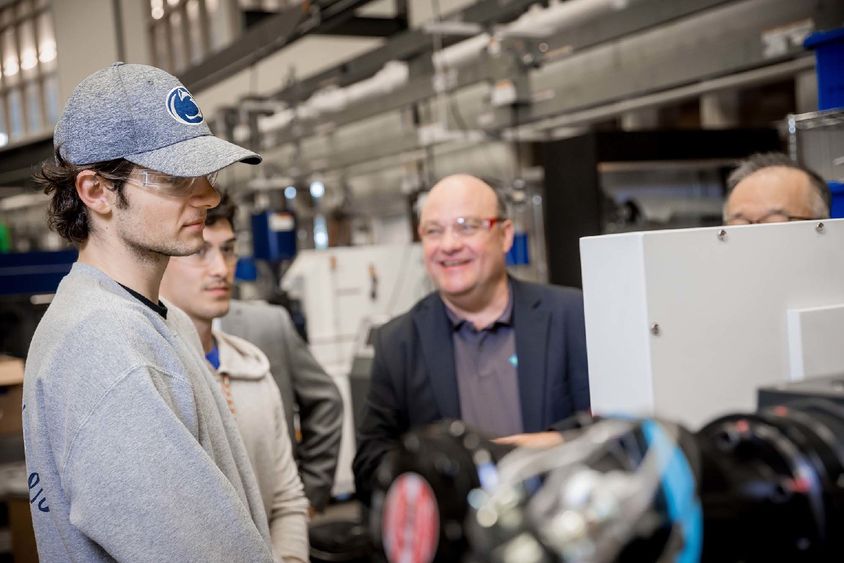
[251,210,297,262]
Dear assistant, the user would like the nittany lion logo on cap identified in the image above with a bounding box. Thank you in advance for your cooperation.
[166,87,204,125]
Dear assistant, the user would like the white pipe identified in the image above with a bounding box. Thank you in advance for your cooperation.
[431,0,629,71]
[300,61,410,118]
[505,0,629,38]
[308,86,348,114]
[345,61,409,104]
[264,0,631,132]
[432,32,491,70]
[257,107,295,133]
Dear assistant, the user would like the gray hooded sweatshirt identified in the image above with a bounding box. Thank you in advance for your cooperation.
[22,263,274,562]
[214,330,310,562]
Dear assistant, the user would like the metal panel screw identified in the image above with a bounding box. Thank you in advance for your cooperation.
[717,229,727,241]
[816,222,825,233]
[650,323,660,335]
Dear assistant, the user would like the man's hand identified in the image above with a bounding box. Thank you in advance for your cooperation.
[493,431,564,448]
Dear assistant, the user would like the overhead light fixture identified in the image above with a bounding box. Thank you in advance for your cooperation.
[309,180,325,199]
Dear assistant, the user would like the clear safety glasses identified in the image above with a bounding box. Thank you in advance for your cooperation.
[127,169,219,198]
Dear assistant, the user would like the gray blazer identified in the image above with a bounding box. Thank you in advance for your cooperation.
[221,299,343,510]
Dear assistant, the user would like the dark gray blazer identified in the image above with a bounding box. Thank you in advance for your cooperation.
[221,299,343,510]
[353,277,590,503]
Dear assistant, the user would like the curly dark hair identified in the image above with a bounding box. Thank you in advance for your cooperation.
[34,149,135,244]
[205,190,236,230]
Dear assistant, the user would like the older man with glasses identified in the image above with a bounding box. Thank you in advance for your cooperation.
[723,152,831,226]
[23,63,275,561]
[353,174,591,505]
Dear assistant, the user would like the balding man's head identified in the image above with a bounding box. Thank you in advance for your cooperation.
[418,174,513,313]
[422,175,506,223]
[724,153,830,225]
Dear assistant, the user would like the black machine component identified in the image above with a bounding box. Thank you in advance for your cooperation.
[758,374,844,410]
[698,400,844,562]
[369,421,513,563]
[370,399,844,563]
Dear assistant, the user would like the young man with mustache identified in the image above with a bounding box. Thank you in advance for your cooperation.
[161,193,309,563]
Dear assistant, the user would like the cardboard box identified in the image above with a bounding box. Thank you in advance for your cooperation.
[0,357,24,436]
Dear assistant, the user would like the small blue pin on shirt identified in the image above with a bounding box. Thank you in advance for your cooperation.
[508,354,518,367]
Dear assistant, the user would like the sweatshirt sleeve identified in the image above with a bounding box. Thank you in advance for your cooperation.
[279,307,343,510]
[267,382,310,563]
[61,367,274,563]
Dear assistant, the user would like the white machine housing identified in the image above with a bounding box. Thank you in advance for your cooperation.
[580,218,844,429]
[282,244,430,375]
[281,244,431,495]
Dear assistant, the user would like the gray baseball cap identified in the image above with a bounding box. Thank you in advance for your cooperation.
[54,62,261,176]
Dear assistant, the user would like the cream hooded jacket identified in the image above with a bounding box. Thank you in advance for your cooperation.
[215,329,310,563]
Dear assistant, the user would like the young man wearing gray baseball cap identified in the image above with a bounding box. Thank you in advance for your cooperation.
[22,63,275,562]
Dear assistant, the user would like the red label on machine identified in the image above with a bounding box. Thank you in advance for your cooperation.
[381,472,439,563]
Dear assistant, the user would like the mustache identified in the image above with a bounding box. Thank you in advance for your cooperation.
[203,277,230,290]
